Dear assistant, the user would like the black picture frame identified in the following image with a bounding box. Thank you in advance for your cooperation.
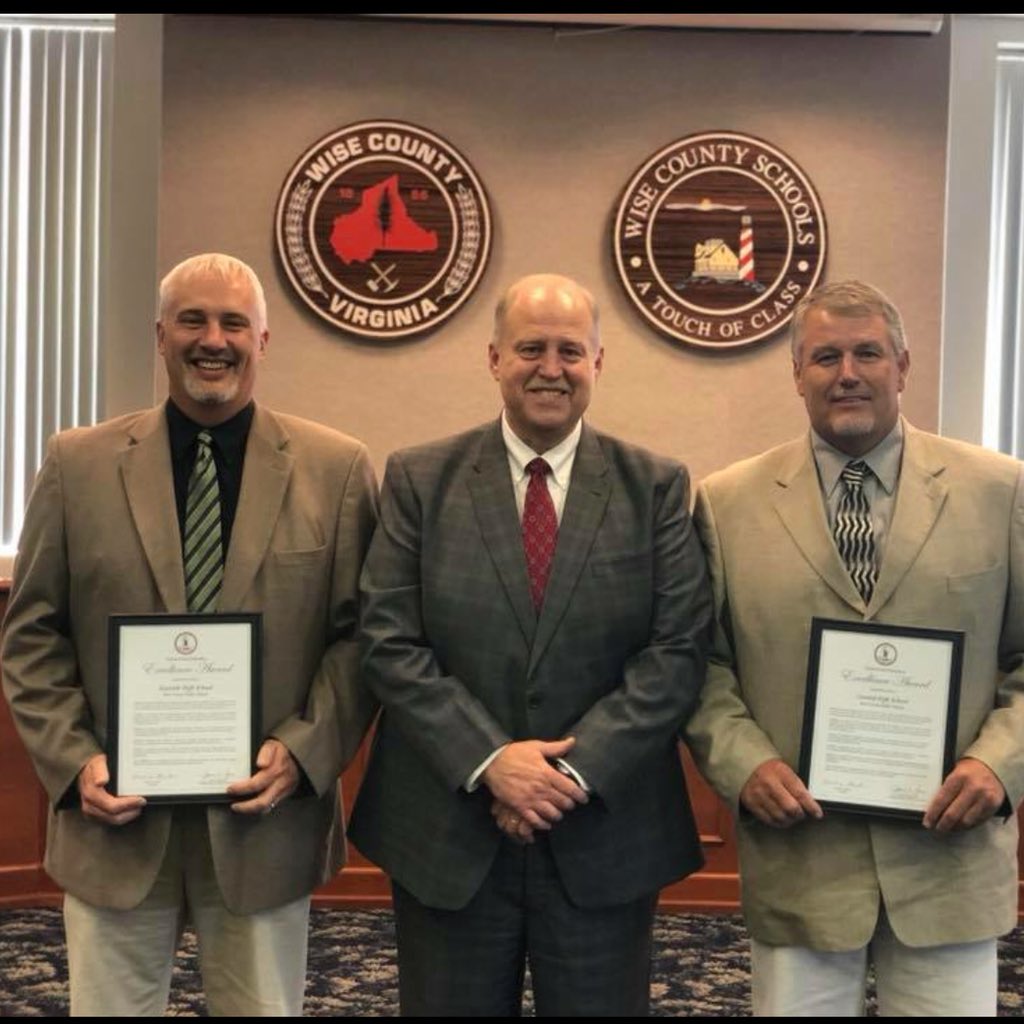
[798,617,963,821]
[107,612,262,803]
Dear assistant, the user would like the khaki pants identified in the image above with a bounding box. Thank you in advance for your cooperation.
[64,807,309,1016]
[751,906,998,1017]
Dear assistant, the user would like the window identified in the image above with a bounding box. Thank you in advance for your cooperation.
[942,15,1024,453]
[0,14,113,554]
[983,44,1024,455]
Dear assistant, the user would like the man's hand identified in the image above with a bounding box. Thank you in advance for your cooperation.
[740,758,823,828]
[226,738,300,815]
[77,753,146,825]
[923,757,1005,833]
[492,799,536,844]
[482,737,588,831]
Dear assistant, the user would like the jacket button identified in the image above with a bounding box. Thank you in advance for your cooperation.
[527,692,543,709]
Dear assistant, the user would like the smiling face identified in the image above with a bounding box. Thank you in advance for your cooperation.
[157,268,268,425]
[793,308,909,456]
[488,275,603,453]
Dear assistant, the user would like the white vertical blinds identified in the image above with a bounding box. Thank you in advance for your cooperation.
[0,17,113,552]
[985,46,1024,457]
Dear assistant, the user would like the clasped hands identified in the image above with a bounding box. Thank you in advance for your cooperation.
[484,737,588,845]
[77,738,299,825]
[740,756,1004,833]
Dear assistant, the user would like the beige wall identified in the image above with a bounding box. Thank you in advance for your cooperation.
[159,16,949,482]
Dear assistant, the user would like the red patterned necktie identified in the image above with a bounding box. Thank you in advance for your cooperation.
[523,457,558,613]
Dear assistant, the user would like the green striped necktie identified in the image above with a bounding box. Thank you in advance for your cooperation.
[184,430,224,613]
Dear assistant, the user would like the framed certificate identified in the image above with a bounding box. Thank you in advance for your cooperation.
[107,613,262,802]
[798,618,963,820]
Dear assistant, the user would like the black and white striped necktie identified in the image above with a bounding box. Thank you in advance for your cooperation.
[834,460,875,603]
[183,430,223,613]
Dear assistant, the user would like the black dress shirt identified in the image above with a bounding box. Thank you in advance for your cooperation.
[166,400,254,555]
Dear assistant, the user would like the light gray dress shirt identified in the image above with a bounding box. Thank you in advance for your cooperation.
[811,419,904,574]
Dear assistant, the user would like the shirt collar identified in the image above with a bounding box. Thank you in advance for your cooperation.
[500,412,582,492]
[166,399,255,464]
[811,418,904,498]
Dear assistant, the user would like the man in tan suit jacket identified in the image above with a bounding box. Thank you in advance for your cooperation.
[687,281,1024,1015]
[1,254,378,1014]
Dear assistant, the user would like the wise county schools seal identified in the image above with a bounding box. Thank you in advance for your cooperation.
[613,132,827,350]
[275,121,491,340]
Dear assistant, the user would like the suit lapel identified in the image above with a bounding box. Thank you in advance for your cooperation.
[120,406,186,612]
[868,424,948,616]
[529,426,611,674]
[218,406,293,610]
[771,437,865,614]
[468,425,536,646]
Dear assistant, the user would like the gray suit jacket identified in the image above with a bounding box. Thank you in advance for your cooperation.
[2,404,378,913]
[349,420,711,910]
[687,421,1024,949]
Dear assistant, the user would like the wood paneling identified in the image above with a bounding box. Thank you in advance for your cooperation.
[0,584,62,906]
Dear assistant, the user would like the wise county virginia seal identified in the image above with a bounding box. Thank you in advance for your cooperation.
[275,120,491,340]
[613,132,827,350]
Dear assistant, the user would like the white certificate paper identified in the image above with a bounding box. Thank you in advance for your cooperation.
[109,616,260,800]
[800,620,962,817]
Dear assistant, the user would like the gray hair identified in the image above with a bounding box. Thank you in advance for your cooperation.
[790,280,906,360]
[159,253,268,331]
[492,273,600,348]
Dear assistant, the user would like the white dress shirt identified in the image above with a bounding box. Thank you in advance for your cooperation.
[501,411,581,523]
[466,413,588,793]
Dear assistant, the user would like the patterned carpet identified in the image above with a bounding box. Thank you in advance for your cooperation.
[1,907,1023,1016]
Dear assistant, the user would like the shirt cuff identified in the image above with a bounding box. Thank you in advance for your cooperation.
[465,745,508,792]
[555,758,592,794]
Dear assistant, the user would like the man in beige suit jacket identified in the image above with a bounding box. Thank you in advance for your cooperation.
[687,281,1024,1016]
[1,254,378,1015]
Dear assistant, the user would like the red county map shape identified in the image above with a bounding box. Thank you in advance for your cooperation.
[330,174,439,264]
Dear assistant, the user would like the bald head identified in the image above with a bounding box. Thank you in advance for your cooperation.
[488,273,603,453]
[493,274,600,352]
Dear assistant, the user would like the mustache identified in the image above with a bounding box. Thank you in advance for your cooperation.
[188,345,237,363]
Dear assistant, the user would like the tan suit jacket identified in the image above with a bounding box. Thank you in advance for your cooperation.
[687,421,1024,950]
[2,404,378,913]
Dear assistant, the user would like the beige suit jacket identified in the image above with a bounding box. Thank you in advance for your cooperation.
[2,404,378,913]
[687,421,1024,950]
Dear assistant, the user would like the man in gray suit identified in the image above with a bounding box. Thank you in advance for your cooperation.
[688,280,1024,1015]
[349,273,711,1016]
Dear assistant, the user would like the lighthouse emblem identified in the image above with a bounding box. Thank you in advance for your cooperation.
[613,132,827,350]
[674,206,765,293]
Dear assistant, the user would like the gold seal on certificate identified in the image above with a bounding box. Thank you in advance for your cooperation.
[107,614,262,802]
[798,618,963,820]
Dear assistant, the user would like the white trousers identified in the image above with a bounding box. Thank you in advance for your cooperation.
[751,908,998,1017]
[63,807,310,1016]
